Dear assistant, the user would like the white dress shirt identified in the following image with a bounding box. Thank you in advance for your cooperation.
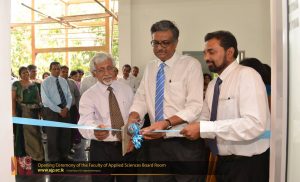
[78,80,134,141]
[200,61,270,156]
[118,75,139,93]
[132,75,141,89]
[79,75,97,95]
[130,52,204,137]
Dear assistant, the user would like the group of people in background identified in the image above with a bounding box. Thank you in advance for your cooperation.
[11,64,82,176]
[11,60,142,177]
[11,19,272,182]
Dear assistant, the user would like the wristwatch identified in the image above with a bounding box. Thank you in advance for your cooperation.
[165,119,172,130]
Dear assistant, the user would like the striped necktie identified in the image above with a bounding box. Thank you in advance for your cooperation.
[155,63,166,121]
[108,86,124,140]
[207,77,222,156]
[56,78,67,107]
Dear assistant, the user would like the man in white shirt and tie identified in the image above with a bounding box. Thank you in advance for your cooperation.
[78,52,136,182]
[41,62,73,162]
[128,20,208,182]
[181,31,270,182]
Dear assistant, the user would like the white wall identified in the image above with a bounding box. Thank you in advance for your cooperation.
[119,0,271,74]
[0,0,14,181]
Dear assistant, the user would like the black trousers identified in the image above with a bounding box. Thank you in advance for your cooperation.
[42,107,71,161]
[216,148,270,182]
[90,140,137,182]
[69,105,81,144]
[137,137,209,182]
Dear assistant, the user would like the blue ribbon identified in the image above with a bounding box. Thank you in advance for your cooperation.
[128,123,143,149]
[12,117,121,131]
[259,130,271,139]
[12,117,270,140]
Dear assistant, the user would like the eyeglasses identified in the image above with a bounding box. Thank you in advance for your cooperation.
[150,40,175,48]
[95,66,114,74]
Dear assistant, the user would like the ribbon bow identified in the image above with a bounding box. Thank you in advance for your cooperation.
[128,122,143,149]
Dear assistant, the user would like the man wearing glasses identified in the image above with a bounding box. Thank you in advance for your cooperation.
[128,20,208,181]
[78,52,135,182]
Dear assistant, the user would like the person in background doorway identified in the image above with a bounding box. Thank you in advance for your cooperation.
[28,64,42,92]
[203,73,212,99]
[80,60,97,95]
[27,65,42,84]
[239,58,271,110]
[119,64,138,93]
[61,66,81,152]
[132,66,139,77]
[76,69,84,89]
[113,67,119,80]
[69,70,81,90]
[132,66,141,89]
[42,72,50,80]
[77,69,84,81]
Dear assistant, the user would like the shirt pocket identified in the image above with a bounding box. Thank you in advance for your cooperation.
[168,81,185,103]
[217,96,238,119]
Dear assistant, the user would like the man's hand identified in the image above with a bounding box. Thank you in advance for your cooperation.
[127,112,140,124]
[140,120,168,140]
[59,107,68,118]
[126,140,134,153]
[180,121,200,140]
[127,112,141,136]
[94,124,109,140]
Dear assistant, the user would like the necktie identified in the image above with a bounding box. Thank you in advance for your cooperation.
[56,78,67,107]
[155,63,166,121]
[108,86,124,140]
[207,77,222,156]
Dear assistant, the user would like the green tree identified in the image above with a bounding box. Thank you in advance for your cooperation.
[11,27,32,76]
[11,25,119,78]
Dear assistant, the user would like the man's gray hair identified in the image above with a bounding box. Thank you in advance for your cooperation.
[90,52,115,72]
[151,20,179,41]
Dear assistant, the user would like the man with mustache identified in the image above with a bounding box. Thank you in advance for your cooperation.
[78,52,135,182]
[181,31,270,182]
[41,61,73,181]
[41,61,73,162]
[128,20,208,181]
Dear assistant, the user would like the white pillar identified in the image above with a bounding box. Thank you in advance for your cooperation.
[118,0,132,69]
[0,0,14,181]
